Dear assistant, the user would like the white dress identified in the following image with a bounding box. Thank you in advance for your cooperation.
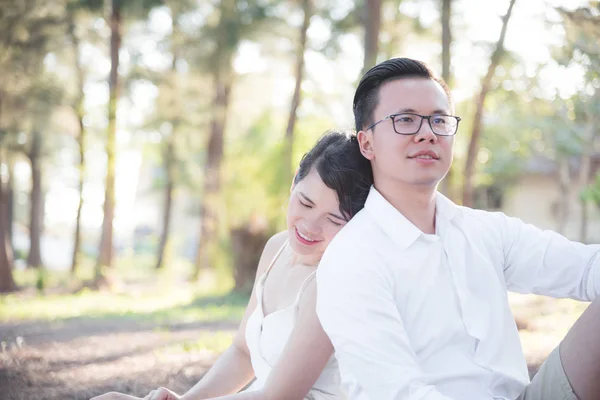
[244,241,346,399]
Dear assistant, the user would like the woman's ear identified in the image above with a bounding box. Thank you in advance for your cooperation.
[357,130,375,161]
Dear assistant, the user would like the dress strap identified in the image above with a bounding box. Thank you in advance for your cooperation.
[293,270,318,310]
[263,239,288,277]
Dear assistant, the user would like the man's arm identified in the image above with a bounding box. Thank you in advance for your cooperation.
[316,241,454,400]
[499,213,600,300]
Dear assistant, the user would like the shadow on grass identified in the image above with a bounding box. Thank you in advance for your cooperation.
[1,350,206,400]
[0,291,249,346]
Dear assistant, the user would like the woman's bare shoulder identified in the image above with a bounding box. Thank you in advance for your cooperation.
[264,231,288,254]
[256,231,288,274]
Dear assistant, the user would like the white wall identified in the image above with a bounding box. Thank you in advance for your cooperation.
[502,174,600,243]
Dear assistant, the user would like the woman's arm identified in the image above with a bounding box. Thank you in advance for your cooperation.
[179,232,288,400]
[199,277,335,400]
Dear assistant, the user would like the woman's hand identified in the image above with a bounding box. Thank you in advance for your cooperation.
[90,392,143,400]
[143,387,181,400]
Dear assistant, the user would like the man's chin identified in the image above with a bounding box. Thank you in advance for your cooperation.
[409,176,444,188]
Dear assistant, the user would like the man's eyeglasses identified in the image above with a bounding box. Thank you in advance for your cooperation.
[367,113,461,136]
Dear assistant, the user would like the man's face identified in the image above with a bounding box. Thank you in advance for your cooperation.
[357,78,454,190]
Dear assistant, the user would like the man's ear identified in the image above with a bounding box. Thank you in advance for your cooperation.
[357,130,375,161]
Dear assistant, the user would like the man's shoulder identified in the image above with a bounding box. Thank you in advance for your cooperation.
[332,208,380,248]
[454,205,509,229]
[319,209,384,272]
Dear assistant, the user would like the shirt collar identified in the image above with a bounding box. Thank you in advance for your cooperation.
[364,186,461,250]
[435,191,460,224]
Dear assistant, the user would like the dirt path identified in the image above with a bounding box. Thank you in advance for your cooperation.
[0,293,585,400]
[0,317,238,400]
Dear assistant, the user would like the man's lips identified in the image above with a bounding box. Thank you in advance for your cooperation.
[408,150,439,160]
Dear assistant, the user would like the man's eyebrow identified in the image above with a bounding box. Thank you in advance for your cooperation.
[395,108,451,115]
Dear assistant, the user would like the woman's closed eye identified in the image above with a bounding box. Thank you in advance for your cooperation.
[327,218,343,227]
[299,200,312,209]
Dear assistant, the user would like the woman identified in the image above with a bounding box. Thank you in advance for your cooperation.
[92,130,373,400]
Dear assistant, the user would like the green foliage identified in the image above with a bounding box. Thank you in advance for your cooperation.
[223,111,288,230]
[2,265,247,322]
[2,0,600,299]
[35,268,46,292]
[222,111,334,233]
[555,6,600,77]
[0,0,66,125]
[175,331,235,354]
[581,175,600,206]
[187,0,279,74]
[69,0,164,18]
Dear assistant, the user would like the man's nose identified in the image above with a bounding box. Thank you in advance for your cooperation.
[414,118,437,143]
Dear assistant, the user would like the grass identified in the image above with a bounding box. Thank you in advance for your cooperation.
[0,285,247,323]
[159,331,236,356]
[0,256,249,325]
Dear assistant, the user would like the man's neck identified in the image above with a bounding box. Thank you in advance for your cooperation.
[374,178,438,235]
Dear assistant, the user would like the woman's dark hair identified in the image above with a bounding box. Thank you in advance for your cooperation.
[353,58,452,132]
[294,130,373,220]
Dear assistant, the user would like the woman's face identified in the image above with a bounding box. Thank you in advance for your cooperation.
[286,168,348,265]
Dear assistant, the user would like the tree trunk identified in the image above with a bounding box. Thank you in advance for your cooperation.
[0,96,14,292]
[194,70,232,278]
[68,8,87,275]
[96,0,121,282]
[71,106,86,274]
[0,151,17,293]
[6,156,14,251]
[361,0,382,76]
[441,0,452,86]
[283,0,312,185]
[462,0,516,207]
[578,144,592,243]
[27,130,43,269]
[556,156,570,235]
[578,108,599,243]
[156,153,174,270]
[193,1,236,279]
[156,122,176,270]
[439,0,454,199]
[156,12,181,270]
[580,198,588,243]
[230,225,269,294]
[383,0,403,60]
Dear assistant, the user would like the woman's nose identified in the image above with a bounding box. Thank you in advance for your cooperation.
[302,219,322,235]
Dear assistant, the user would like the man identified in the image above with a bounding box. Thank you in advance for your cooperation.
[316,58,600,400]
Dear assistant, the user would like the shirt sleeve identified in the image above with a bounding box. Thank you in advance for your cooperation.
[316,238,455,400]
[499,213,600,300]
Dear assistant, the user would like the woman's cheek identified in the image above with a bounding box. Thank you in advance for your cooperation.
[324,225,341,242]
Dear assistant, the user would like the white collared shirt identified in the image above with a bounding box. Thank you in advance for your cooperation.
[316,187,600,400]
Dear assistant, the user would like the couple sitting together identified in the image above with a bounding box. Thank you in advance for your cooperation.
[94,58,600,400]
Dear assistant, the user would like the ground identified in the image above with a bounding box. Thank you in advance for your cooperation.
[0,316,237,399]
[0,282,590,400]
